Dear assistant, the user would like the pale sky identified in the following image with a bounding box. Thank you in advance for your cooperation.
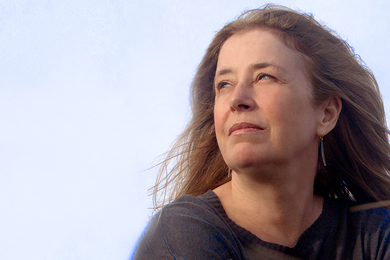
[1,0,389,259]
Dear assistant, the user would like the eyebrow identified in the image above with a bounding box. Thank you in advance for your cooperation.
[215,62,287,77]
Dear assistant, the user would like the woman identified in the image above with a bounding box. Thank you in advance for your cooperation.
[134,5,390,259]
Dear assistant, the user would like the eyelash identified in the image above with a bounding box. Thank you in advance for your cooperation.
[216,81,231,90]
[215,73,275,90]
[256,73,274,81]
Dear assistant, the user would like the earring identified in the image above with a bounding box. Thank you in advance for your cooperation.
[321,136,327,167]
[228,168,231,178]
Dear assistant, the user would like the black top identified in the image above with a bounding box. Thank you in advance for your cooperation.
[133,190,390,259]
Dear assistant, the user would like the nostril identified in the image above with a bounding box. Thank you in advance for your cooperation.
[238,104,250,109]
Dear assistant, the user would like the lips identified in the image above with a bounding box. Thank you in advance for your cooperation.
[229,122,263,136]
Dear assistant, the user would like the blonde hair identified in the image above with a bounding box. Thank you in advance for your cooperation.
[152,4,390,211]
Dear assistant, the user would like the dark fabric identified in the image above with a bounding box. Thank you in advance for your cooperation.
[133,190,390,259]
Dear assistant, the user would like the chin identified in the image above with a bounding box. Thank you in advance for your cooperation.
[227,151,265,170]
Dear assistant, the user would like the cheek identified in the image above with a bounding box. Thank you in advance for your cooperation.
[214,111,224,140]
[264,90,313,130]
[262,92,292,121]
[279,99,319,137]
[213,100,226,134]
[213,104,229,153]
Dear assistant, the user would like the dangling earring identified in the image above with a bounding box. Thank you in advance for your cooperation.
[321,136,327,167]
[228,168,231,178]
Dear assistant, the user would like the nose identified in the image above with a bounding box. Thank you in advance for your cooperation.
[229,82,255,112]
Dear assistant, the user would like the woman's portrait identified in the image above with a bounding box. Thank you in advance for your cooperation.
[134,4,390,260]
[1,1,390,260]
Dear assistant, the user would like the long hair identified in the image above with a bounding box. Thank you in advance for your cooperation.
[152,4,390,211]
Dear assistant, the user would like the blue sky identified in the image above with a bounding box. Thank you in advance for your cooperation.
[1,0,389,259]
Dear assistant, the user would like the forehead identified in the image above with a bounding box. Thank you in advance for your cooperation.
[216,29,306,78]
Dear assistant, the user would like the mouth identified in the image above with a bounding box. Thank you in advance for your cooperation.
[229,122,264,136]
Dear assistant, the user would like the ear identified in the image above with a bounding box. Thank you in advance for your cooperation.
[317,96,342,136]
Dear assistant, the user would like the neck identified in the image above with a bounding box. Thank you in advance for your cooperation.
[214,161,323,247]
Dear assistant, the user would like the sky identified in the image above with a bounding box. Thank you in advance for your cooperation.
[1,0,389,259]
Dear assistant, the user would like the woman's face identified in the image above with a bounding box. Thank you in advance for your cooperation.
[214,29,323,173]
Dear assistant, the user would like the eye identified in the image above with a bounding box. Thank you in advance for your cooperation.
[256,73,275,82]
[216,81,232,90]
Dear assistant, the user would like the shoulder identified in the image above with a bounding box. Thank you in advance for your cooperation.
[300,198,390,259]
[157,191,233,234]
[162,191,225,222]
[347,201,390,259]
[348,201,390,231]
[133,191,243,260]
